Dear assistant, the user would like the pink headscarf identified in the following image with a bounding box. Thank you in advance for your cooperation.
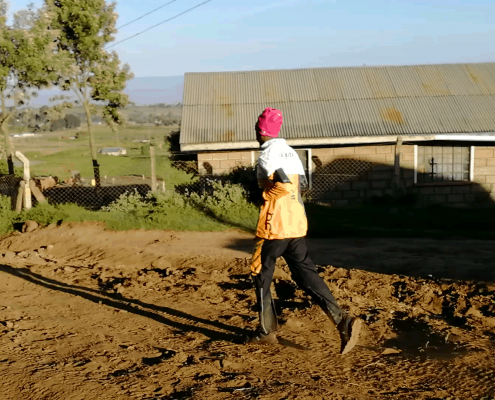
[258,107,283,137]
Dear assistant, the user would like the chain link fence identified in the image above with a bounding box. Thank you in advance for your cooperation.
[0,173,160,211]
[41,178,156,210]
[0,175,23,209]
[2,155,379,211]
[169,158,378,205]
[305,159,376,202]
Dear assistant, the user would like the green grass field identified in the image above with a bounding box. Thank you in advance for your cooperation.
[4,124,193,186]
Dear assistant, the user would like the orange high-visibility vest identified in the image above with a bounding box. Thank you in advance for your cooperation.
[255,139,308,240]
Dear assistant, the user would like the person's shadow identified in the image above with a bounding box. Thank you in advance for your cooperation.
[0,264,248,344]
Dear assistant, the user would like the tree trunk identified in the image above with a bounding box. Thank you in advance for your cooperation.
[0,120,14,176]
[83,101,100,187]
[0,92,14,175]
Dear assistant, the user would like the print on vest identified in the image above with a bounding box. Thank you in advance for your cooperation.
[265,212,273,231]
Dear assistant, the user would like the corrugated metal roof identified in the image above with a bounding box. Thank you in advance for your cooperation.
[180,63,495,147]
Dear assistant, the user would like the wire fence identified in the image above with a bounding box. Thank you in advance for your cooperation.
[1,156,379,211]
[0,175,23,209]
[169,159,379,204]
[305,159,377,202]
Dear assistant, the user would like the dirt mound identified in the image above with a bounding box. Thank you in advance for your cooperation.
[0,224,494,399]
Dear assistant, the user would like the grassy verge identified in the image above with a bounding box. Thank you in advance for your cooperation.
[0,182,259,236]
[3,180,495,240]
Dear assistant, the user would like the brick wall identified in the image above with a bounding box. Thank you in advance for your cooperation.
[198,151,252,175]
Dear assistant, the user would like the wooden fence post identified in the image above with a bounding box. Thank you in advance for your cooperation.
[150,144,157,191]
[29,180,46,204]
[15,151,32,210]
[16,182,24,213]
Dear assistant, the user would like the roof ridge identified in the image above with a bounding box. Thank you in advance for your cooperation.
[184,61,495,75]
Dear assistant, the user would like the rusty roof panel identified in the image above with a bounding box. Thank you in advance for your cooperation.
[182,63,495,145]
[415,64,451,96]
[464,63,495,95]
[261,71,288,103]
[313,68,343,100]
[443,65,484,95]
[386,66,424,98]
[364,68,397,99]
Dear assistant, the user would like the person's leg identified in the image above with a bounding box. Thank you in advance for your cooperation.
[282,237,343,325]
[248,238,289,342]
[283,237,361,354]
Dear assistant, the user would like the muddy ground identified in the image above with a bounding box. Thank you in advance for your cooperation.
[0,222,494,400]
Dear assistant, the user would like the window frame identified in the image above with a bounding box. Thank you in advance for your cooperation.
[251,148,312,189]
[413,144,475,185]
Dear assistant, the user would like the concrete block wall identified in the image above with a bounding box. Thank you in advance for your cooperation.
[198,151,252,175]
[403,146,495,208]
[408,146,495,208]
[311,144,412,206]
[197,144,495,207]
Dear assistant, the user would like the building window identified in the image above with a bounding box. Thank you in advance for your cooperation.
[253,149,312,188]
[416,145,470,183]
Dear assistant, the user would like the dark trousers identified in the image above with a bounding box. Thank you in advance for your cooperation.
[252,237,344,333]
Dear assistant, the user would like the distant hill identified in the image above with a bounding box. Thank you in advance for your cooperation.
[26,76,184,107]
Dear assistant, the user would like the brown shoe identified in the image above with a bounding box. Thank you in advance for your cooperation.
[338,316,362,355]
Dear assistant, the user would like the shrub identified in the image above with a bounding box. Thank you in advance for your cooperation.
[101,189,149,218]
[0,195,15,234]
[21,202,68,226]
[189,181,258,232]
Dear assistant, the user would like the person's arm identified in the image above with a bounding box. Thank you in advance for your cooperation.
[260,173,289,201]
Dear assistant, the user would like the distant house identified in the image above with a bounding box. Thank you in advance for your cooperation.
[180,62,495,208]
[99,147,127,156]
[10,132,40,138]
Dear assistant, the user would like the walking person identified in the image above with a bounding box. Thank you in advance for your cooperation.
[245,107,362,355]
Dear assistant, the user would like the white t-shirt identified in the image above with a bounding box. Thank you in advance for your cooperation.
[257,138,306,180]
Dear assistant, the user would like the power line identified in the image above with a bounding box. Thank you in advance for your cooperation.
[107,0,212,49]
[116,0,178,30]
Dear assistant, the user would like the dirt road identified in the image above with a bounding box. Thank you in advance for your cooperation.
[1,222,494,399]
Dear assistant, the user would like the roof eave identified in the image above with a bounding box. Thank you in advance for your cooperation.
[181,133,495,152]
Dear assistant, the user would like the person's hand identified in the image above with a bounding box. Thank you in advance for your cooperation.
[257,179,272,189]
[250,237,264,276]
[262,182,289,201]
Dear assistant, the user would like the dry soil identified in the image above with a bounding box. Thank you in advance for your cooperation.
[1,222,494,400]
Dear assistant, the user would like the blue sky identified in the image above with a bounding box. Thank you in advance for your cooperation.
[7,0,495,77]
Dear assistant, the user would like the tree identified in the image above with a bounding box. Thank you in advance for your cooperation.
[0,1,58,174]
[65,114,81,129]
[50,118,65,131]
[13,2,37,29]
[45,0,133,186]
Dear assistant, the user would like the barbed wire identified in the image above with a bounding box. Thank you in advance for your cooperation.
[116,0,178,30]
[107,0,213,49]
